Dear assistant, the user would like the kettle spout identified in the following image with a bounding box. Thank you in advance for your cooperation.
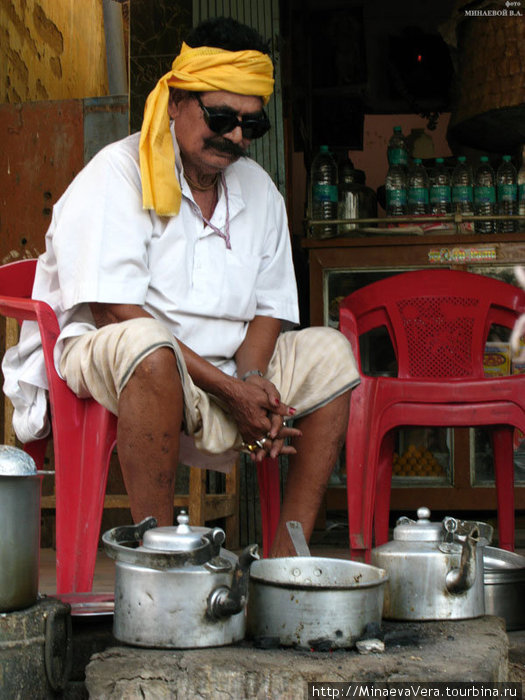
[207,544,259,619]
[445,525,480,594]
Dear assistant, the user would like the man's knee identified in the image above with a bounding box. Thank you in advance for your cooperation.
[128,345,180,387]
[298,326,355,366]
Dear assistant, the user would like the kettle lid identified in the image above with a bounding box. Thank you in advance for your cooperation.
[393,506,444,542]
[0,445,37,476]
[142,511,225,552]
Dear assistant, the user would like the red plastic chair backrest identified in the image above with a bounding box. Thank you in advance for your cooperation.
[0,258,80,428]
[0,258,37,299]
[339,269,525,380]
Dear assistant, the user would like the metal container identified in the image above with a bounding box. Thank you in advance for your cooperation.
[103,512,258,648]
[484,546,525,631]
[246,557,387,649]
[0,446,41,612]
[338,164,377,235]
[371,507,488,621]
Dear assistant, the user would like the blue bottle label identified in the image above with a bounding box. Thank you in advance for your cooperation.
[475,186,496,204]
[430,185,451,203]
[388,149,408,166]
[313,183,338,203]
[452,185,473,203]
[386,189,407,206]
[408,187,429,205]
[497,183,518,202]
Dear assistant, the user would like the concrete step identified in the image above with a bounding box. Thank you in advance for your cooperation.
[84,617,509,699]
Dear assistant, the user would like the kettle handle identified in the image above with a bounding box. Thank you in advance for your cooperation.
[102,516,220,569]
[102,516,157,552]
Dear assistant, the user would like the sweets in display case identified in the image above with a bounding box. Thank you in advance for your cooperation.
[392,443,446,478]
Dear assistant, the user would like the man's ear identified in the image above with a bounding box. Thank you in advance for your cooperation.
[168,88,179,119]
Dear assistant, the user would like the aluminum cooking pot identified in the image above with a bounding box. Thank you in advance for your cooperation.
[371,506,490,621]
[484,546,525,630]
[0,446,41,612]
[246,557,387,649]
[102,512,258,648]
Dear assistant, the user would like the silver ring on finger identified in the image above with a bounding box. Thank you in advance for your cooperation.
[254,437,268,450]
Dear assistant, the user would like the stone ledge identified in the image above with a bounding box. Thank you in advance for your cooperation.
[85,617,509,699]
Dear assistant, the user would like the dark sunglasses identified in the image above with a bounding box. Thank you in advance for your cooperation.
[196,94,270,140]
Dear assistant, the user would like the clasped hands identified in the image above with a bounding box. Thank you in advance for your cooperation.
[230,374,301,461]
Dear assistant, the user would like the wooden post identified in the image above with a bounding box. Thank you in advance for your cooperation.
[2,317,18,446]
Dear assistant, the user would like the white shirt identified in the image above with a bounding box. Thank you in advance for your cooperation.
[3,127,299,443]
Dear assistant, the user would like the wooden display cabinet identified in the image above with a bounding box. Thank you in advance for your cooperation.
[302,230,525,514]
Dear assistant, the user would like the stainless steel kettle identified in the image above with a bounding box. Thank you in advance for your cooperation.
[102,511,259,648]
[371,506,490,620]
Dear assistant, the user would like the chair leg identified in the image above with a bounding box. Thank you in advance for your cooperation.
[346,382,377,561]
[55,405,116,594]
[373,430,396,548]
[257,457,280,557]
[492,425,515,551]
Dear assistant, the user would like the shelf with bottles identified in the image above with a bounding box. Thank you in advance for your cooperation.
[306,212,525,239]
[307,133,525,240]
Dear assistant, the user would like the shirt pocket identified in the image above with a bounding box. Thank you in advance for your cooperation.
[219,252,260,320]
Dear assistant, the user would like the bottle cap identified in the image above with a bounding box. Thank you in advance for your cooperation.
[458,156,466,163]
[436,157,444,164]
[414,158,422,164]
[480,156,489,162]
[320,145,329,153]
[393,126,402,133]
[503,155,511,162]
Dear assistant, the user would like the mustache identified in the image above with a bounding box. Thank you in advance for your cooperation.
[203,136,247,159]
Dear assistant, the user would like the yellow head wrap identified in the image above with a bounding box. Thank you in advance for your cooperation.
[139,42,274,216]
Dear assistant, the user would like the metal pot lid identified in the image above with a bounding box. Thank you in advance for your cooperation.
[142,511,221,552]
[0,445,37,476]
[393,506,444,542]
[484,546,525,571]
[484,546,525,584]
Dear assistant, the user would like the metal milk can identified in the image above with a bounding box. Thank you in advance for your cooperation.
[371,506,489,620]
[0,446,41,612]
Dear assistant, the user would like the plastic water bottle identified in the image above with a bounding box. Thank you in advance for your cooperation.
[451,156,474,215]
[518,145,525,218]
[385,163,407,217]
[407,158,429,215]
[474,156,496,233]
[496,155,518,233]
[310,145,338,238]
[429,158,451,215]
[387,126,408,167]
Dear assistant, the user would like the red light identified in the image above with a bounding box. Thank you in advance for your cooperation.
[417,54,422,63]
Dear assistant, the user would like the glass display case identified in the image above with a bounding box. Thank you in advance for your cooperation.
[303,231,525,513]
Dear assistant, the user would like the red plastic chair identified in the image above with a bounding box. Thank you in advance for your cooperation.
[256,456,281,557]
[0,259,280,592]
[339,269,525,562]
[0,259,118,593]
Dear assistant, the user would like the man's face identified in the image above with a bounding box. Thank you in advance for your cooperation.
[168,90,265,175]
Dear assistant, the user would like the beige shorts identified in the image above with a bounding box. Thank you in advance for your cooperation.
[59,318,359,456]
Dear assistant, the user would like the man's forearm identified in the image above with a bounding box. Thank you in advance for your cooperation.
[234,315,282,379]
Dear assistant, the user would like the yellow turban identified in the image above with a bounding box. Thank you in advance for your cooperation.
[139,42,274,216]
